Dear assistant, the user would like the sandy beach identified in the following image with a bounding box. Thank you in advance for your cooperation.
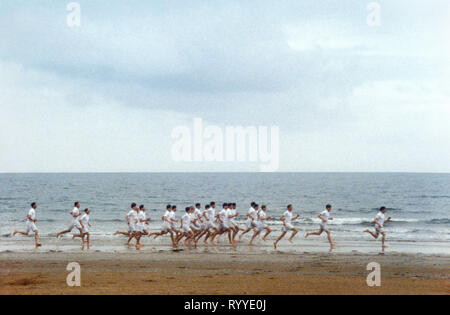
[1,250,448,295]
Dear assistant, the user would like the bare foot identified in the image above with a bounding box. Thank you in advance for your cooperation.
[273,242,278,249]
[288,238,293,243]
[35,243,42,248]
[363,229,370,233]
[304,233,309,238]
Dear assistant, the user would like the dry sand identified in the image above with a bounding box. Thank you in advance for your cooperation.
[0,250,448,295]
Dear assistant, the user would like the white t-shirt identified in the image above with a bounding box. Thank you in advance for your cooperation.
[219,209,228,223]
[127,210,138,226]
[163,210,171,223]
[320,210,330,223]
[28,208,36,221]
[194,208,202,222]
[258,210,266,223]
[72,207,80,219]
[182,213,191,228]
[229,209,236,221]
[206,208,215,221]
[376,211,385,227]
[79,213,89,227]
[283,210,293,223]
[168,211,176,224]
[138,211,146,226]
[248,207,257,221]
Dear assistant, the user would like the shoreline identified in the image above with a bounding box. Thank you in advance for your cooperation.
[1,251,448,294]
[1,235,449,255]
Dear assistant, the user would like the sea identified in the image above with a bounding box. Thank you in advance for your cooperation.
[0,173,449,254]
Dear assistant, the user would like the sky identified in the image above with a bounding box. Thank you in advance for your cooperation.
[0,0,449,172]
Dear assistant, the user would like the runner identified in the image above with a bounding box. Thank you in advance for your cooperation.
[273,204,300,249]
[305,204,336,249]
[364,206,392,252]
[56,202,82,238]
[13,202,42,248]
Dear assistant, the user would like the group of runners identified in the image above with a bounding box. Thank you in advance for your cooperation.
[12,201,392,251]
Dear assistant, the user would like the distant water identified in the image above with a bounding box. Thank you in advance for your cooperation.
[0,173,449,254]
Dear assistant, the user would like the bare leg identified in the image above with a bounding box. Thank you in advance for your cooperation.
[56,229,71,238]
[127,232,135,245]
[13,230,28,236]
[381,232,388,251]
[135,232,142,250]
[203,231,211,244]
[34,230,41,248]
[288,229,298,243]
[326,231,336,247]
[364,229,379,239]
[305,230,322,238]
[239,228,252,240]
[249,230,260,246]
[273,231,286,249]
[114,231,130,236]
[262,227,272,241]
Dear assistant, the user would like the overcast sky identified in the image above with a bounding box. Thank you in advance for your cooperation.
[0,0,449,172]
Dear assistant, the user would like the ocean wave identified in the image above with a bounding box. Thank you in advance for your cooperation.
[425,218,449,225]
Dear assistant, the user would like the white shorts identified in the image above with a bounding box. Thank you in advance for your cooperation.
[205,221,217,230]
[319,222,329,232]
[376,226,384,234]
[246,220,257,229]
[191,223,201,231]
[128,224,136,233]
[220,222,231,231]
[161,223,171,232]
[26,221,37,233]
[182,226,192,233]
[136,224,145,233]
[68,219,82,231]
[230,220,238,228]
[282,223,295,232]
[257,223,268,232]
[82,226,89,234]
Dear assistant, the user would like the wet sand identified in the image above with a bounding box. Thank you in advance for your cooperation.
[0,250,449,295]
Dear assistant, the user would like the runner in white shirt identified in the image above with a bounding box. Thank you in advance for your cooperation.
[56,202,83,238]
[73,208,92,249]
[151,204,172,238]
[175,207,195,247]
[250,205,272,245]
[364,206,392,251]
[239,202,258,240]
[305,204,336,249]
[169,205,180,236]
[201,202,221,244]
[229,203,241,243]
[195,204,213,244]
[133,204,149,250]
[13,202,42,248]
[124,203,140,248]
[191,204,204,239]
[273,204,300,249]
[138,205,150,234]
[210,203,234,244]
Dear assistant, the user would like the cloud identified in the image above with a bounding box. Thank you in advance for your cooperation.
[0,1,449,172]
